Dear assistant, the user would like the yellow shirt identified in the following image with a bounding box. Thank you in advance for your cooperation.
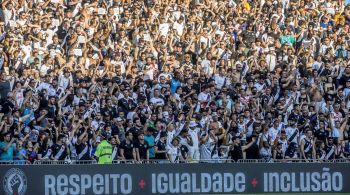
[95,140,113,164]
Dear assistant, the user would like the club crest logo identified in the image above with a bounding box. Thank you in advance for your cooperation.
[3,168,27,195]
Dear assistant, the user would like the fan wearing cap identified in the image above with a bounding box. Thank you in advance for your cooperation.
[94,131,113,164]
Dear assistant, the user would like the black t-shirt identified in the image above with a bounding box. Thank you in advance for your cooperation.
[0,99,14,114]
[101,106,118,118]
[180,145,189,160]
[339,73,350,86]
[325,145,335,159]
[135,140,149,160]
[38,147,50,158]
[155,140,167,159]
[56,26,68,40]
[0,80,11,100]
[297,114,309,131]
[75,142,91,160]
[229,144,243,161]
[51,143,68,160]
[183,85,196,95]
[242,31,255,45]
[245,142,259,159]
[285,146,297,159]
[316,149,325,159]
[120,140,135,159]
[275,149,284,159]
[118,97,137,112]
[128,127,142,141]
[314,129,329,143]
[182,103,191,113]
[47,104,56,119]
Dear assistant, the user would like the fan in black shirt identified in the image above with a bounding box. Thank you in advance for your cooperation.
[180,145,190,162]
[75,131,91,160]
[135,132,149,161]
[51,134,69,161]
[155,132,168,160]
[314,123,329,144]
[110,137,121,161]
[325,137,336,160]
[120,132,136,161]
[229,136,256,161]
[285,142,298,159]
[37,141,51,161]
[273,143,285,160]
[128,123,143,142]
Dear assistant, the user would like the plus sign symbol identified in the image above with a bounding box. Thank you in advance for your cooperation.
[251,178,258,188]
[138,179,146,189]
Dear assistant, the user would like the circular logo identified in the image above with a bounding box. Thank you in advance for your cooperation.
[3,168,27,195]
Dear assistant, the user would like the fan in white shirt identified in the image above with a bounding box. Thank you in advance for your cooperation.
[214,71,226,90]
[150,89,165,106]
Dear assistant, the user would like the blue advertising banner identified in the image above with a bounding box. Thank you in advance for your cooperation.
[0,163,349,195]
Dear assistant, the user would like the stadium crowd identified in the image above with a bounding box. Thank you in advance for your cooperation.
[1,0,350,164]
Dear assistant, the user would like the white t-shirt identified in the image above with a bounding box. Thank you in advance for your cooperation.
[20,44,32,63]
[214,75,226,89]
[159,23,170,36]
[285,127,298,144]
[167,144,180,162]
[173,21,185,36]
[189,128,200,148]
[40,64,50,75]
[198,92,211,106]
[3,9,14,24]
[268,127,280,142]
[150,97,165,106]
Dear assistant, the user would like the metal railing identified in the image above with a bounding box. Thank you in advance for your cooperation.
[0,158,348,165]
[33,160,97,165]
[237,159,350,163]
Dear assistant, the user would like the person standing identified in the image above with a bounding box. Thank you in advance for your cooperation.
[51,134,69,161]
[155,132,168,162]
[167,137,182,163]
[0,133,16,161]
[0,72,10,101]
[325,137,336,160]
[135,132,149,162]
[144,127,156,159]
[199,129,217,163]
[95,132,113,164]
[188,121,200,161]
[300,129,316,161]
[229,136,256,162]
[119,132,137,162]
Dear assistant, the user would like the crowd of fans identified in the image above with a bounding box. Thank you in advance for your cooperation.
[1,0,350,164]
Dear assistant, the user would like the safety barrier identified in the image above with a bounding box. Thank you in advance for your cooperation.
[0,158,349,165]
[33,160,97,165]
[1,162,350,194]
